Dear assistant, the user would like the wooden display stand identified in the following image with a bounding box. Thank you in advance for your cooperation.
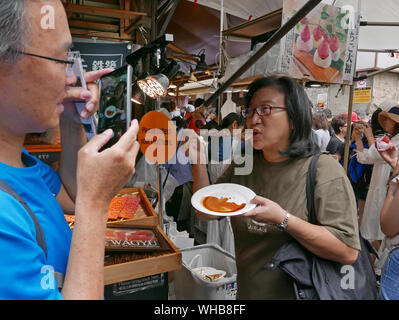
[103,188,182,285]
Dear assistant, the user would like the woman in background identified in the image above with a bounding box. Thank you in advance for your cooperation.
[312,110,331,151]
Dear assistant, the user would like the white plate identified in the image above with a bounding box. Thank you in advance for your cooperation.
[191,183,256,216]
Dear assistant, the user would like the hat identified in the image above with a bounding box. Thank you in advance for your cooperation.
[344,111,359,123]
[378,106,399,125]
[186,104,195,113]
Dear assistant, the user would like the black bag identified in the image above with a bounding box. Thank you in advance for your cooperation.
[265,153,380,300]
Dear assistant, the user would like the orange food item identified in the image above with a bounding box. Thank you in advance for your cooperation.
[64,215,75,224]
[202,196,245,213]
[108,197,125,220]
[118,196,140,219]
[108,195,141,220]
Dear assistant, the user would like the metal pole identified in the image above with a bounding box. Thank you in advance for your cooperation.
[354,63,399,81]
[157,163,164,229]
[126,64,133,130]
[203,0,323,108]
[360,21,399,27]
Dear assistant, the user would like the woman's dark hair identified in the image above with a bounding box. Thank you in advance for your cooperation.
[194,98,205,108]
[312,111,329,130]
[331,114,347,134]
[221,112,244,129]
[370,108,385,136]
[171,116,186,130]
[245,76,320,158]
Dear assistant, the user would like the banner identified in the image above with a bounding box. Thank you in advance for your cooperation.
[278,0,359,84]
[72,41,131,72]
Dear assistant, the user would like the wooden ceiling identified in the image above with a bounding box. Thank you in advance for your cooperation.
[64,0,151,43]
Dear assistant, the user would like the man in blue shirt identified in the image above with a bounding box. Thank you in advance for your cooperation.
[0,0,140,299]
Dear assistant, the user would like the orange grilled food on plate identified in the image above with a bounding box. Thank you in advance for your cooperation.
[202,196,245,213]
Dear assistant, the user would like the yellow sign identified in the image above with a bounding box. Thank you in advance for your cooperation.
[353,88,371,104]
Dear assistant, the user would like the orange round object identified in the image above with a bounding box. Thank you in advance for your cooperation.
[138,111,177,164]
[202,196,245,213]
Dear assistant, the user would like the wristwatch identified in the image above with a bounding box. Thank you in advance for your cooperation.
[277,211,291,231]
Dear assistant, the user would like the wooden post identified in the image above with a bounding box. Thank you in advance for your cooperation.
[343,84,355,172]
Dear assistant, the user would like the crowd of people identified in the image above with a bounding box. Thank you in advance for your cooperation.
[308,102,399,299]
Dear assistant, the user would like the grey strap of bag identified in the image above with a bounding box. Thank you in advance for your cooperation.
[0,179,65,289]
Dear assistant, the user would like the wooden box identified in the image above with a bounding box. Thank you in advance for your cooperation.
[104,225,182,285]
[107,187,158,227]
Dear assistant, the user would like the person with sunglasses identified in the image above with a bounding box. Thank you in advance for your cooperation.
[0,1,140,299]
[185,76,360,299]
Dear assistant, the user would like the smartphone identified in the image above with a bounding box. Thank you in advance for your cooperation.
[97,66,130,150]
[68,51,97,140]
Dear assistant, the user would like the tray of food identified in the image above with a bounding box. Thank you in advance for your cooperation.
[65,188,158,229]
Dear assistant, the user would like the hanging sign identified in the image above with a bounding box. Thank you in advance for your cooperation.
[138,111,177,165]
[72,42,131,72]
[278,0,360,85]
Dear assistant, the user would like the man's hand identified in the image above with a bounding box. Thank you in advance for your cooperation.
[62,68,114,122]
[76,119,140,215]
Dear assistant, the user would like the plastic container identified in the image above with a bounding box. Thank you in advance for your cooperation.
[174,243,237,300]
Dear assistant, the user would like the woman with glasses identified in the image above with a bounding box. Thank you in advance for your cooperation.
[188,76,360,299]
[326,114,347,163]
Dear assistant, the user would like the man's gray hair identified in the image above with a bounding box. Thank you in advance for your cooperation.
[0,0,31,63]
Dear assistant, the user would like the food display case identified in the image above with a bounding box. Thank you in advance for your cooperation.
[67,187,181,292]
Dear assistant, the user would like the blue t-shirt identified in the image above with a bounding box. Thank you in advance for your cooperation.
[0,149,72,299]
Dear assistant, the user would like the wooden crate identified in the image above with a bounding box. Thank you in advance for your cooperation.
[106,188,158,227]
[104,225,182,285]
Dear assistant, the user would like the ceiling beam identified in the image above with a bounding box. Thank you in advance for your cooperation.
[65,3,146,20]
[68,20,120,33]
[70,28,133,41]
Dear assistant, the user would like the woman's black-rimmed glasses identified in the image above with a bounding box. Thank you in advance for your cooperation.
[242,105,287,118]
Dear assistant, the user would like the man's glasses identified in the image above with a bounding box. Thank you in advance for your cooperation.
[17,51,75,75]
[242,105,287,118]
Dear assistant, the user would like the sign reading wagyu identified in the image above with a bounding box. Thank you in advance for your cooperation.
[138,111,177,164]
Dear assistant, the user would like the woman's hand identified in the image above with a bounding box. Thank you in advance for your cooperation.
[378,144,398,169]
[62,68,114,122]
[242,195,286,225]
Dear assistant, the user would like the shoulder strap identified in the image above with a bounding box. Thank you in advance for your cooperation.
[0,179,48,258]
[306,153,322,225]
